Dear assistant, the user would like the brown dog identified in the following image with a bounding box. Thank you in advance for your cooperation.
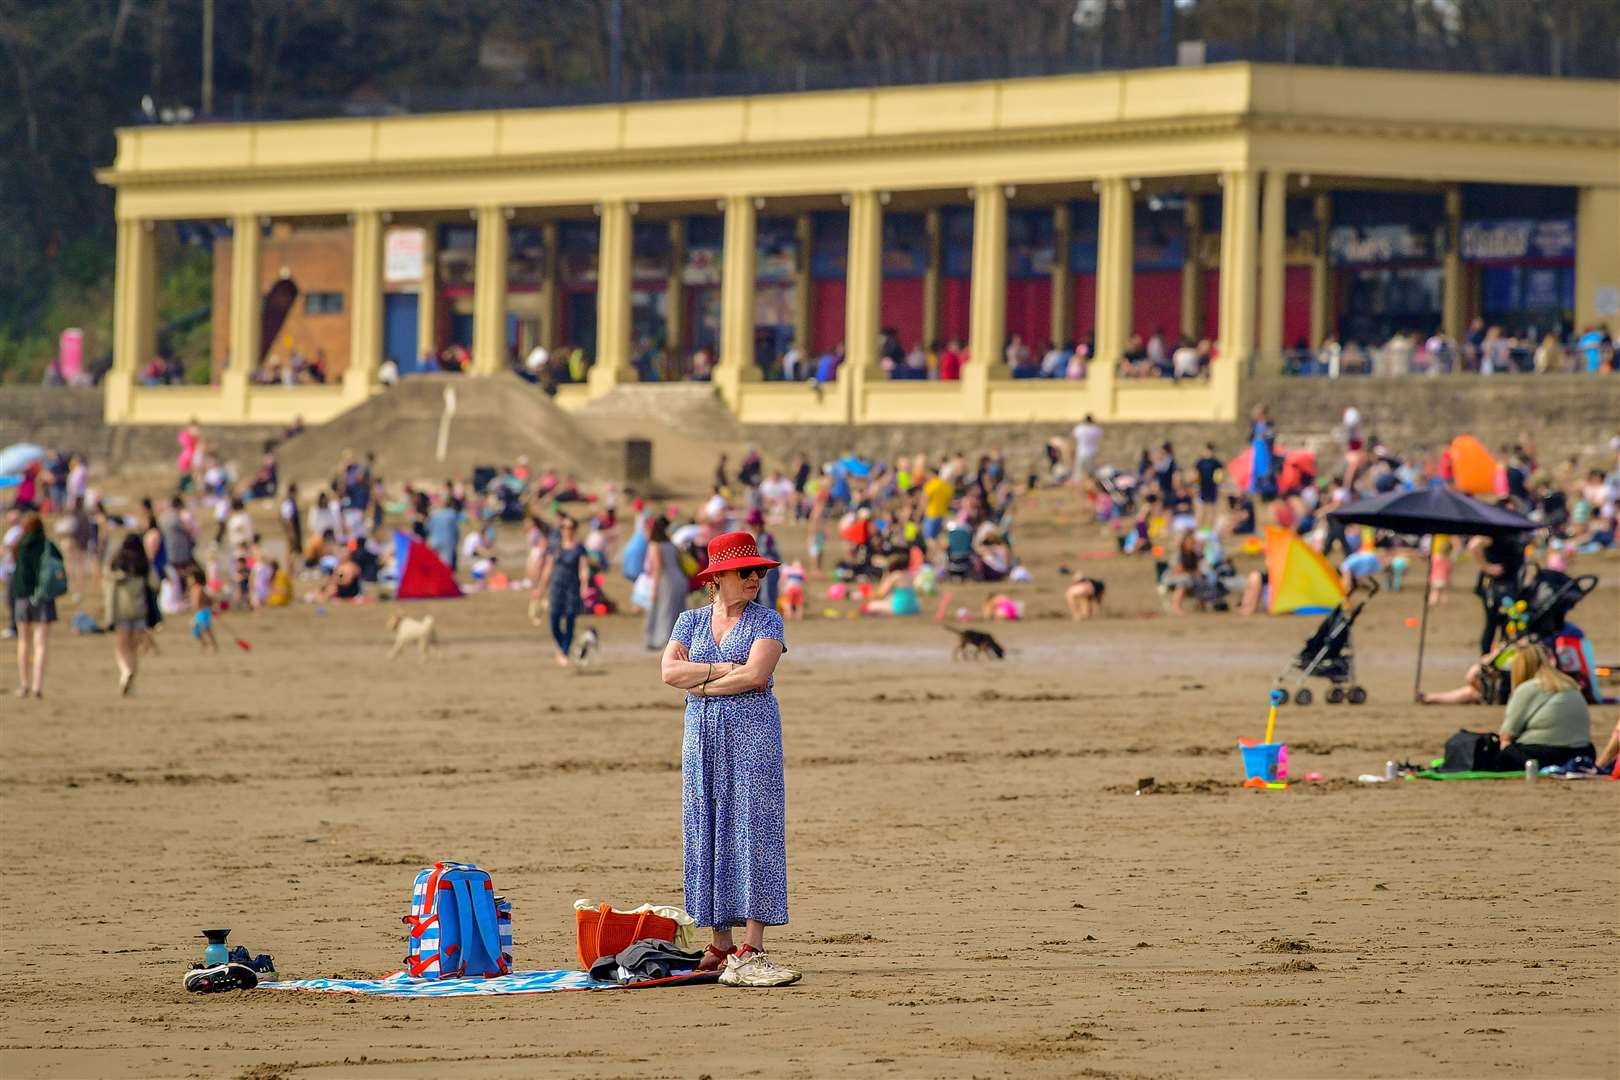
[945,626,1005,660]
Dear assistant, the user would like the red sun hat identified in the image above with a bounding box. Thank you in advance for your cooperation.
[697,530,779,582]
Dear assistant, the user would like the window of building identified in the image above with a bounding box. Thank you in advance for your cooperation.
[305,292,344,315]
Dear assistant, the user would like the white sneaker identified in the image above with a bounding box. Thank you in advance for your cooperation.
[718,948,801,988]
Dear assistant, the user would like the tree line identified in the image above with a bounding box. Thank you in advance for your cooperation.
[2,0,1613,379]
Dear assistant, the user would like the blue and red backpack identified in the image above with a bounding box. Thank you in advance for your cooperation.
[401,862,513,979]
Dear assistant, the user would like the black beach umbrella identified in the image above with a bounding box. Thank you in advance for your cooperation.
[1329,486,1535,698]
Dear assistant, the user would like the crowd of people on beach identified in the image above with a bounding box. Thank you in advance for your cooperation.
[4,400,1617,726]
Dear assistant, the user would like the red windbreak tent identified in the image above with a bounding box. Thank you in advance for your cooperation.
[393,531,462,599]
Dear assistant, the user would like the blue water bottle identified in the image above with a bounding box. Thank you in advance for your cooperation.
[202,929,231,966]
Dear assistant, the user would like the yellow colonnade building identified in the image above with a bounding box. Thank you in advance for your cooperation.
[99,63,1620,428]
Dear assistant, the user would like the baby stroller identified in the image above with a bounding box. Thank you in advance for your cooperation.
[1092,467,1137,521]
[1274,579,1378,706]
[1479,566,1600,705]
[942,523,975,582]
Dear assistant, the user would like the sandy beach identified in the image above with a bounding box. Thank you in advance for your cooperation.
[2,497,1616,1079]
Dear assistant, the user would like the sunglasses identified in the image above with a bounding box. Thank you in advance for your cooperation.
[736,567,765,581]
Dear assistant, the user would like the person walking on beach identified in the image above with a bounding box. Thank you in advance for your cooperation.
[660,531,799,988]
[186,565,218,653]
[539,515,590,667]
[9,513,60,698]
[104,534,156,695]
[642,515,687,650]
[280,482,303,561]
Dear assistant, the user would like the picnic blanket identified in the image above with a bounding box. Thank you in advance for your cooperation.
[262,969,717,997]
[1414,769,1612,781]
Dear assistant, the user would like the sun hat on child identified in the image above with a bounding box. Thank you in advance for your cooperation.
[697,530,780,582]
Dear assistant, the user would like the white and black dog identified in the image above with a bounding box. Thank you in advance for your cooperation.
[573,626,601,667]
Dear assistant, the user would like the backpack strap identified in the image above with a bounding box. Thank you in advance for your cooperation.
[448,875,485,977]
[450,876,505,977]
[404,949,441,978]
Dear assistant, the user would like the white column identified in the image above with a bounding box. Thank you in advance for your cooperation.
[963,182,1009,419]
[222,212,259,419]
[1309,193,1331,348]
[416,223,438,364]
[471,205,509,375]
[1258,169,1288,367]
[1215,169,1259,421]
[590,199,635,394]
[1182,197,1205,342]
[344,209,383,403]
[714,195,760,407]
[1050,202,1073,348]
[922,207,943,349]
[105,217,155,422]
[844,189,883,422]
[1093,177,1133,413]
[1575,186,1620,334]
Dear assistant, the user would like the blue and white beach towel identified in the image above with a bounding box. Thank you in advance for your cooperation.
[262,970,609,997]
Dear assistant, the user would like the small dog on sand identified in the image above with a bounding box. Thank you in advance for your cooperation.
[945,626,1005,661]
[387,613,439,660]
[573,626,601,667]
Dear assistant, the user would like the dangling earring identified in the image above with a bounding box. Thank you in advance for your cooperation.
[707,581,716,603]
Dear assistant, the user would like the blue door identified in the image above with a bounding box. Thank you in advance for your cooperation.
[383,293,418,372]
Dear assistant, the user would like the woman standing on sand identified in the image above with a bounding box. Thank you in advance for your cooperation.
[104,534,156,696]
[10,513,58,699]
[660,531,799,988]
[642,515,687,650]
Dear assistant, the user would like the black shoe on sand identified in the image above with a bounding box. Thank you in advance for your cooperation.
[185,962,259,993]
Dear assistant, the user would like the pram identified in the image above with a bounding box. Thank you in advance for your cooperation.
[1479,566,1601,704]
[1092,467,1137,521]
[943,523,975,581]
[1274,579,1378,706]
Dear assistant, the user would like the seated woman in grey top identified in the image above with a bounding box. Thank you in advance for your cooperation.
[1497,646,1594,771]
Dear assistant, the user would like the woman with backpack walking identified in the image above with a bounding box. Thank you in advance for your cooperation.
[104,533,157,696]
[9,512,62,699]
[660,531,800,988]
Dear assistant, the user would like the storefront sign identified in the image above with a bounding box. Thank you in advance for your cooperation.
[682,246,722,286]
[1329,224,1437,265]
[1460,218,1575,262]
[384,228,425,283]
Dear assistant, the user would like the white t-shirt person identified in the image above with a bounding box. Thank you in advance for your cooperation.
[1072,418,1103,474]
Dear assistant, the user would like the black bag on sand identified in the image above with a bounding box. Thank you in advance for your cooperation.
[1441,730,1501,772]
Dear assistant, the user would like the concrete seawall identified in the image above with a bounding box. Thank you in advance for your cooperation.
[3,375,1615,486]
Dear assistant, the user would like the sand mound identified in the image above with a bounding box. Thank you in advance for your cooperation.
[275,375,602,488]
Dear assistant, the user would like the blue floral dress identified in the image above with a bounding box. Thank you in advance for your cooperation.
[671,602,788,928]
